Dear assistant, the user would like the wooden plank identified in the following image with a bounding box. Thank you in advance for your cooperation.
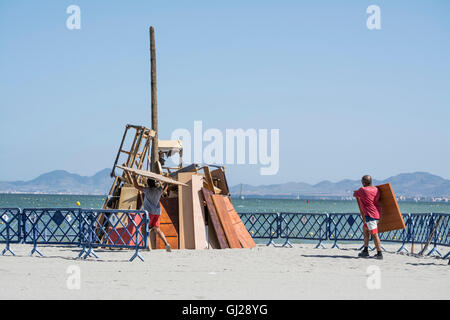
[117,165,187,186]
[177,172,196,249]
[202,188,229,249]
[117,186,138,210]
[211,168,230,195]
[202,166,215,192]
[212,195,241,248]
[191,175,208,249]
[155,197,179,249]
[222,196,256,248]
[376,183,406,233]
[116,186,139,226]
[356,183,405,233]
[207,221,221,249]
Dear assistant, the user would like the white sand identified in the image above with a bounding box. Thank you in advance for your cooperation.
[0,243,448,300]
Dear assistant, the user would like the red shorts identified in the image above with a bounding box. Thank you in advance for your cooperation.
[149,214,160,228]
[363,216,379,235]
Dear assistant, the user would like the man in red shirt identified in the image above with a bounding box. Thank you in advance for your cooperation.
[353,175,383,259]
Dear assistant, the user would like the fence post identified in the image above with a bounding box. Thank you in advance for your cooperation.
[83,212,99,259]
[330,216,340,249]
[266,213,278,247]
[29,211,43,257]
[396,214,410,253]
[280,214,293,248]
[315,215,326,249]
[1,219,15,256]
[130,213,145,262]
[426,213,442,257]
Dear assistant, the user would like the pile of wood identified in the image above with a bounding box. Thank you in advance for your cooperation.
[101,124,255,250]
[98,28,255,249]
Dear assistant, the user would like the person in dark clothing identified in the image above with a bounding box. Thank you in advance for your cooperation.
[131,174,171,252]
[353,175,383,260]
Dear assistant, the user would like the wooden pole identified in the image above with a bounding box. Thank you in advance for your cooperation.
[150,26,159,173]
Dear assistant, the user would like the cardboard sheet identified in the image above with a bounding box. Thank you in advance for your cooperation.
[155,197,179,250]
[202,188,229,249]
[222,197,256,248]
[211,195,241,248]
[117,165,187,186]
[356,183,406,233]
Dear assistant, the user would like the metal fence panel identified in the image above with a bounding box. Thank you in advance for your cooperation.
[328,213,364,242]
[433,213,450,247]
[409,213,434,244]
[280,213,328,241]
[22,208,81,245]
[0,208,22,244]
[238,213,279,239]
[79,209,149,261]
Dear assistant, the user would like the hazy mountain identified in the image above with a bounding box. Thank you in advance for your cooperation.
[0,169,112,195]
[1,170,449,198]
[231,172,450,198]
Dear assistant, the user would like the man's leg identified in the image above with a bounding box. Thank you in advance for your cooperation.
[154,227,171,252]
[358,226,370,257]
[363,227,370,248]
[367,219,383,259]
[372,233,382,252]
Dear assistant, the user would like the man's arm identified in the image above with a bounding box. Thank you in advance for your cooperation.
[353,188,361,198]
[129,173,143,192]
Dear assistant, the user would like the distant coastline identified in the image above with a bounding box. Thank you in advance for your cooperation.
[1,169,449,199]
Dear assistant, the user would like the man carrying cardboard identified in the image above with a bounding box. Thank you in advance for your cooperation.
[353,175,383,260]
[131,174,171,252]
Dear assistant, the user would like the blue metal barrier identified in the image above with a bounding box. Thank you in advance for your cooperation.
[420,213,450,257]
[378,213,411,253]
[238,212,280,246]
[79,209,149,262]
[279,213,328,248]
[22,208,81,256]
[1,207,448,261]
[327,213,364,249]
[0,208,22,256]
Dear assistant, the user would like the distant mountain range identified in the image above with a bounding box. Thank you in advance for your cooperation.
[0,169,111,195]
[230,172,450,199]
[0,170,449,198]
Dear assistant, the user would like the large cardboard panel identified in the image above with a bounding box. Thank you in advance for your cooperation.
[356,183,405,233]
[212,195,241,248]
[222,197,256,248]
[116,186,139,226]
[178,172,196,249]
[155,197,179,249]
[191,175,208,249]
[376,183,406,233]
[177,172,195,249]
[118,186,139,210]
[117,165,188,186]
[202,188,229,249]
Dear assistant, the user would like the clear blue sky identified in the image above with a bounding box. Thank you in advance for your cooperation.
[1,0,449,186]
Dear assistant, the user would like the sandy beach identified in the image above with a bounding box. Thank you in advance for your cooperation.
[0,243,448,300]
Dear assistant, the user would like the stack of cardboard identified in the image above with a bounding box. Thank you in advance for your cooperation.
[101,124,255,250]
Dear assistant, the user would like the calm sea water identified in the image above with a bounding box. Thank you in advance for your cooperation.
[0,194,449,214]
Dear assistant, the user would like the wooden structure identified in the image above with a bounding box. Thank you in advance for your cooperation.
[96,26,254,250]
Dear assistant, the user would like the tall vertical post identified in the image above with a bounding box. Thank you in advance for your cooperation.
[150,26,159,173]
